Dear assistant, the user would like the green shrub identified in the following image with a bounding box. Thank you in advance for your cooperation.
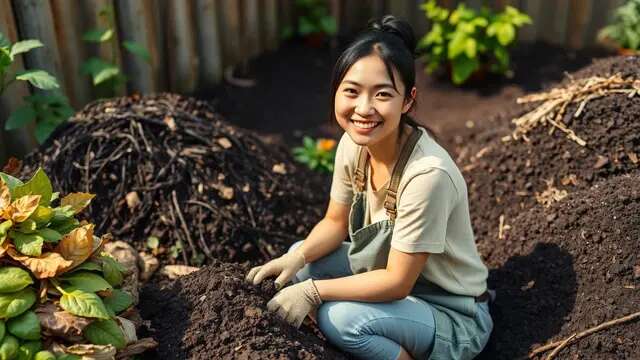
[418,0,531,84]
[599,0,640,50]
[282,0,337,39]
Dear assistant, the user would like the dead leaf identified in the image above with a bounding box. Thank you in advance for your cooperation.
[520,280,535,291]
[593,155,609,169]
[138,252,159,281]
[117,316,138,344]
[210,182,234,200]
[115,338,158,359]
[61,192,96,214]
[217,137,232,149]
[103,241,138,274]
[2,157,22,175]
[9,194,41,223]
[0,180,11,213]
[125,192,141,210]
[56,223,95,270]
[36,302,92,341]
[65,344,117,359]
[8,247,73,278]
[272,163,287,175]
[560,174,579,186]
[628,151,638,164]
[242,184,250,192]
[163,116,176,131]
[161,265,200,279]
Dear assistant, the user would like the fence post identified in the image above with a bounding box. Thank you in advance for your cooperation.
[166,0,199,94]
[195,0,223,89]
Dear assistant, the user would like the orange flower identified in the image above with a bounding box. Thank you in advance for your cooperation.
[316,138,337,152]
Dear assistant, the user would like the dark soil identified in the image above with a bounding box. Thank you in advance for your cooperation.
[139,260,348,360]
[480,173,640,359]
[458,56,640,258]
[18,93,329,266]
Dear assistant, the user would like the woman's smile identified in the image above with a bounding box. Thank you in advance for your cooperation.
[351,119,383,133]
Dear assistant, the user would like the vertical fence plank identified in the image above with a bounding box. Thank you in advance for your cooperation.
[566,0,592,49]
[243,0,261,57]
[195,0,223,89]
[218,0,242,68]
[0,0,38,161]
[50,0,92,108]
[263,0,279,51]
[166,0,199,93]
[519,0,541,42]
[114,0,162,93]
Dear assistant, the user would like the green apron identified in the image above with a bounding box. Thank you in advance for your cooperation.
[347,126,491,360]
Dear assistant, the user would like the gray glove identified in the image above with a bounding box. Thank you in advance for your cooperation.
[245,249,306,289]
[267,279,322,328]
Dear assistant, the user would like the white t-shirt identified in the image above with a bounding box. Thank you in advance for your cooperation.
[330,127,488,296]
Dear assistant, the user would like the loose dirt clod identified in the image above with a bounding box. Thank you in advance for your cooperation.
[19,94,329,267]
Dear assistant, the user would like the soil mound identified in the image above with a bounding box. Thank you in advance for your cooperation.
[458,56,640,252]
[480,173,640,359]
[138,261,347,359]
[18,94,328,266]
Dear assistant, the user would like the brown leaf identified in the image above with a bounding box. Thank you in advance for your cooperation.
[9,194,41,223]
[116,338,158,359]
[125,191,141,209]
[56,223,95,269]
[272,163,287,174]
[0,180,11,213]
[36,302,92,341]
[160,265,200,279]
[217,137,232,149]
[7,247,73,278]
[1,157,22,175]
[593,155,609,169]
[65,344,117,359]
[60,192,96,214]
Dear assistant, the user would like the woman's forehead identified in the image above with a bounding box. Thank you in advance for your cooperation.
[341,55,400,88]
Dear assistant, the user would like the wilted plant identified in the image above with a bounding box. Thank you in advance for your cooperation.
[418,0,531,84]
[81,5,150,96]
[292,137,336,173]
[598,0,640,51]
[0,32,73,144]
[0,169,154,358]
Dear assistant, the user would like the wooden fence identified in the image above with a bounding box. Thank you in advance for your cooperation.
[0,0,626,163]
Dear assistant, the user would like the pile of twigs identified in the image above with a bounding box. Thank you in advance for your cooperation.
[18,93,328,266]
[506,74,640,146]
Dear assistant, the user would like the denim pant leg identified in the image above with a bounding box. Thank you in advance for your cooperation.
[317,296,437,360]
[288,240,353,283]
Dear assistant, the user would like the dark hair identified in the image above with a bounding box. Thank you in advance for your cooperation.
[329,15,424,137]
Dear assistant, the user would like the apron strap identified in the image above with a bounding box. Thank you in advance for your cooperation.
[353,126,422,221]
[384,126,421,221]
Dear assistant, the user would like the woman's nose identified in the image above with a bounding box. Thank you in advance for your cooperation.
[355,98,375,116]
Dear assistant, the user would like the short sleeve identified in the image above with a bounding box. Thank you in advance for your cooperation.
[391,168,459,254]
[329,133,355,204]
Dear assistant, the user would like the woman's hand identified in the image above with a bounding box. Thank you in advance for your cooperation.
[267,279,322,328]
[245,249,306,289]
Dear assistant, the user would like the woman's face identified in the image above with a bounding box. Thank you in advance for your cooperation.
[334,54,415,147]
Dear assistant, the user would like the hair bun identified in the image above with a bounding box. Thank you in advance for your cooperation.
[367,15,417,55]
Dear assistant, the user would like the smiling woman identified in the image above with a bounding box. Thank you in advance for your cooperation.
[247,15,492,360]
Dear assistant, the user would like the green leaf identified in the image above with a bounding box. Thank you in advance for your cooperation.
[496,22,515,46]
[464,38,477,58]
[71,260,102,273]
[0,288,36,319]
[34,119,59,144]
[5,106,37,131]
[17,219,37,234]
[10,231,44,257]
[48,217,79,236]
[15,340,42,360]
[33,350,56,360]
[0,335,18,360]
[122,41,151,63]
[319,16,337,35]
[0,173,23,193]
[15,70,59,90]
[60,271,112,293]
[0,320,4,340]
[100,256,124,287]
[36,228,62,243]
[93,66,120,85]
[12,168,53,207]
[83,318,126,349]
[59,290,110,319]
[451,56,480,84]
[82,28,113,43]
[9,40,43,59]
[0,267,33,294]
[7,311,40,340]
[55,355,81,360]
[0,32,10,48]
[102,289,133,315]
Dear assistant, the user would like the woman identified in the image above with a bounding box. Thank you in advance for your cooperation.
[246,15,493,360]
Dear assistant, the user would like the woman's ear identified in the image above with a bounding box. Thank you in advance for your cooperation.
[402,86,417,114]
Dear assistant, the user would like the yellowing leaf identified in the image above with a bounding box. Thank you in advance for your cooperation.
[0,180,11,213]
[60,193,95,214]
[7,248,72,279]
[55,224,94,270]
[9,195,41,223]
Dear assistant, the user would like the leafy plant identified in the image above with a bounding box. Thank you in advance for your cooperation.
[0,169,149,357]
[0,32,73,143]
[81,5,150,96]
[598,0,640,50]
[282,0,337,39]
[418,0,531,84]
[292,137,336,173]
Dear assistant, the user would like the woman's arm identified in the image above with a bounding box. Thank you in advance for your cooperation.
[314,248,429,302]
[297,199,351,263]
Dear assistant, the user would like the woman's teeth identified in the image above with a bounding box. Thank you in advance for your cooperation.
[352,120,380,129]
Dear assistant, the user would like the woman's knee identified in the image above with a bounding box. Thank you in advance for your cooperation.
[317,301,365,350]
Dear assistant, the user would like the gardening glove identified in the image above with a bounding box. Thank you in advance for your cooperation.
[245,249,306,289]
[267,279,322,328]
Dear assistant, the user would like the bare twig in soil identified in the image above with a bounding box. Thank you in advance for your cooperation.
[528,310,640,359]
[534,179,568,208]
[511,74,640,146]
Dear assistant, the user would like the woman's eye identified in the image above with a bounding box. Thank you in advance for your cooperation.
[344,88,357,94]
[377,92,392,98]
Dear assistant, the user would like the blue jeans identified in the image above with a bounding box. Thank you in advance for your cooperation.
[289,241,483,360]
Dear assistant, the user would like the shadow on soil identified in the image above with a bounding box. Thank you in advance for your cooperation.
[478,243,577,359]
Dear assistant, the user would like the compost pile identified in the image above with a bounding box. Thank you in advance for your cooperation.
[19,94,329,266]
[139,260,348,360]
[458,56,640,259]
